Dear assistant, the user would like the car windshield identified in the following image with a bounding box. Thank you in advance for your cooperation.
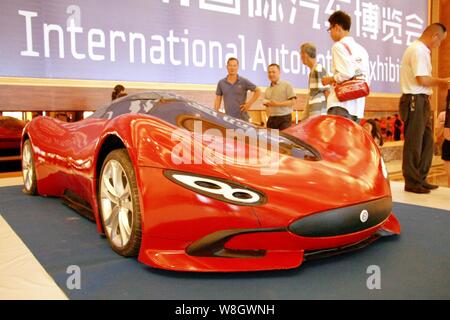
[90,92,256,129]
[89,92,320,160]
[88,92,166,119]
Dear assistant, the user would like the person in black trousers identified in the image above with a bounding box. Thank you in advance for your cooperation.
[393,114,402,141]
[399,23,450,194]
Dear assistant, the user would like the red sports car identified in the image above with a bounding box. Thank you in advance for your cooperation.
[1,116,25,160]
[21,92,400,272]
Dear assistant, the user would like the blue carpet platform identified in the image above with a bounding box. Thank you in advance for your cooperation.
[0,185,449,299]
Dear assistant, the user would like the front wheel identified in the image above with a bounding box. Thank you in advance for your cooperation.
[98,149,142,257]
[22,139,37,195]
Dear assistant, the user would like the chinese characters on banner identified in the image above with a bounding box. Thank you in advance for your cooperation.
[0,0,429,93]
[163,0,424,45]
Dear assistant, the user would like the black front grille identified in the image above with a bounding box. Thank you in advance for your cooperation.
[288,197,392,237]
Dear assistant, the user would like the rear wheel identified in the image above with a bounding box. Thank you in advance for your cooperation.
[22,140,37,195]
[98,149,142,257]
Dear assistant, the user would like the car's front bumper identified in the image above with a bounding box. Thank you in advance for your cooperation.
[135,167,400,272]
[138,210,400,272]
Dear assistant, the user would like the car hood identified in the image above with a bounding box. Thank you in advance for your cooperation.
[217,116,390,227]
[134,115,390,227]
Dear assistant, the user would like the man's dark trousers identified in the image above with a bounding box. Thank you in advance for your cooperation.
[267,114,292,130]
[399,94,434,188]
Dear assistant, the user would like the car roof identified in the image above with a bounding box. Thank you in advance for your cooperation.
[118,91,182,102]
[88,91,187,119]
[0,116,25,128]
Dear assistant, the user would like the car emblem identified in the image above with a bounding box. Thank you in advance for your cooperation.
[360,210,369,223]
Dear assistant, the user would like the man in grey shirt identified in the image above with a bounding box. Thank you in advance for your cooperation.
[264,64,297,130]
[215,57,261,121]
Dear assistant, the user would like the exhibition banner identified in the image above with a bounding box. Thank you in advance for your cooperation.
[0,0,428,93]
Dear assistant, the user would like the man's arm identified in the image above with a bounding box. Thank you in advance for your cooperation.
[318,66,332,94]
[241,86,261,111]
[416,76,450,88]
[436,125,444,144]
[264,98,296,107]
[323,44,354,86]
[214,95,222,111]
[322,76,335,86]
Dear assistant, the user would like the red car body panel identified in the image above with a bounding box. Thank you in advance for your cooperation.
[21,93,400,272]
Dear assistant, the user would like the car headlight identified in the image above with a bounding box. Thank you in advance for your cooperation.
[381,157,388,179]
[164,170,267,206]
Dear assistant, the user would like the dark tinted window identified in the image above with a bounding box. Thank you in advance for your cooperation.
[88,92,320,160]
[89,93,164,119]
[149,99,255,132]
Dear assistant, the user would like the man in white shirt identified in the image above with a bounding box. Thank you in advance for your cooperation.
[322,10,370,122]
[399,23,450,194]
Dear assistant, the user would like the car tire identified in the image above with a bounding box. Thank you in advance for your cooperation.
[22,139,37,195]
[98,149,142,257]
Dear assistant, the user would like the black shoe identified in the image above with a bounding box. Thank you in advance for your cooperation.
[422,182,439,190]
[404,185,431,194]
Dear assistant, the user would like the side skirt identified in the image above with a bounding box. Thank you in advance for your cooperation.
[61,189,96,222]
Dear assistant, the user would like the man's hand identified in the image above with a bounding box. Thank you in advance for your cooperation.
[417,76,450,88]
[438,78,450,89]
[322,76,336,86]
[241,87,261,111]
[240,102,251,111]
[214,95,222,111]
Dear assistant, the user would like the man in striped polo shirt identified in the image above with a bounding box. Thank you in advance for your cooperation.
[300,42,330,121]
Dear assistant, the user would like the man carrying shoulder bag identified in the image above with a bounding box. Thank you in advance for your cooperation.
[322,10,370,123]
